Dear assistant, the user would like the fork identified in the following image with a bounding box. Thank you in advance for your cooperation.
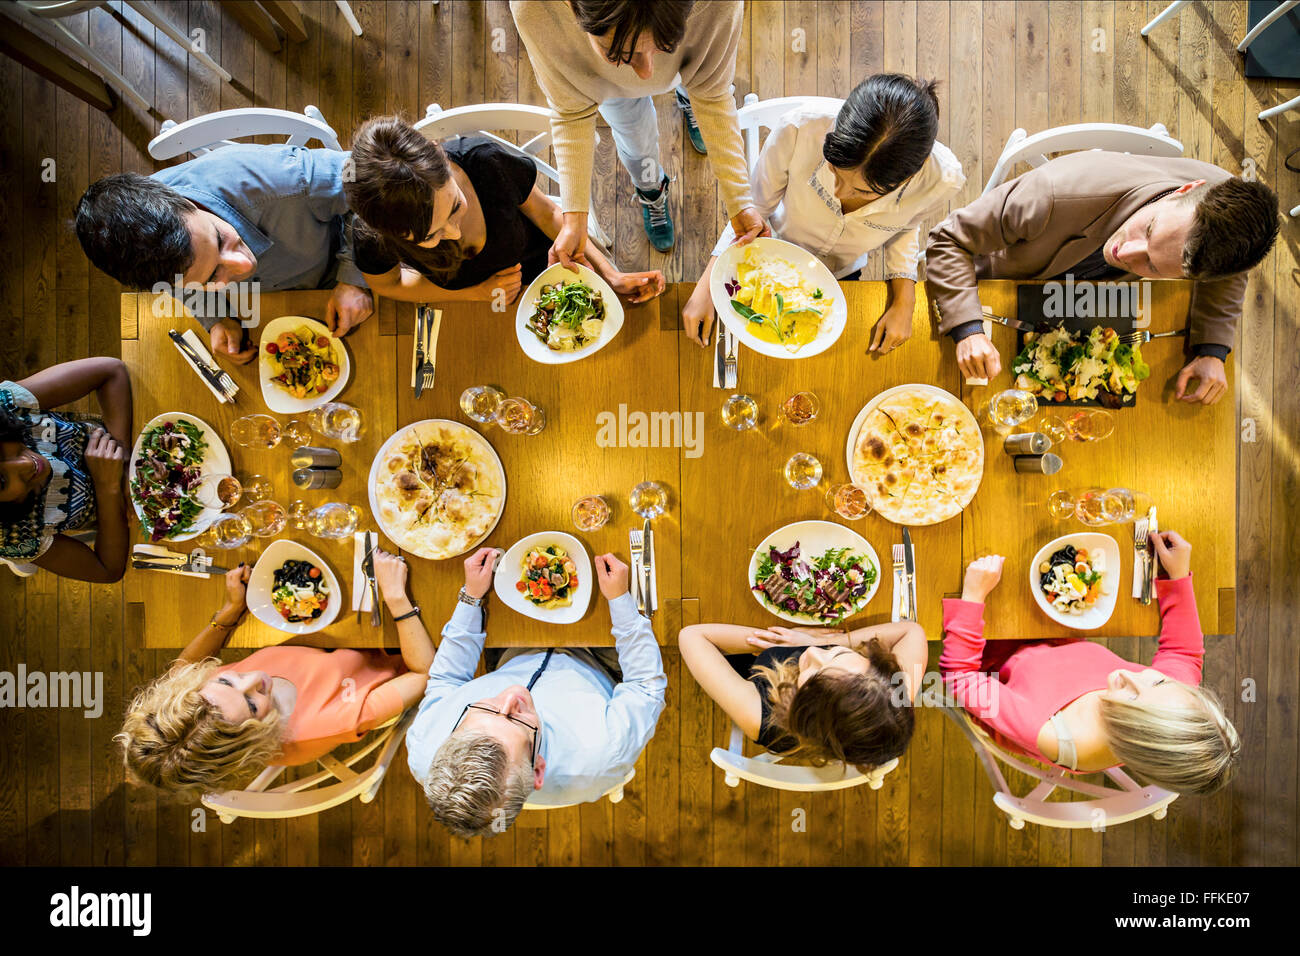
[419,307,441,395]
[629,528,645,615]
[723,327,738,389]
[891,543,907,622]
[1131,516,1149,600]
[1119,328,1186,346]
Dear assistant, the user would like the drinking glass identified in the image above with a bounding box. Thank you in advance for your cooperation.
[495,397,546,435]
[286,499,312,532]
[825,482,871,520]
[1105,487,1154,523]
[780,391,820,426]
[1043,410,1115,443]
[239,500,288,538]
[1041,414,1068,445]
[629,481,668,519]
[240,474,274,503]
[196,513,253,550]
[1074,487,1126,527]
[307,402,363,443]
[231,414,282,449]
[191,473,242,510]
[720,394,758,430]
[460,385,505,424]
[986,389,1038,428]
[281,419,314,447]
[572,495,611,532]
[1046,489,1079,520]
[784,453,823,490]
[307,502,362,539]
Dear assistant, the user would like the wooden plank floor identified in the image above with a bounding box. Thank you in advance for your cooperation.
[0,0,1296,866]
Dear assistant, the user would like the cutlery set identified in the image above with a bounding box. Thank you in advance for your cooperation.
[412,305,442,398]
[711,316,738,389]
[169,329,238,403]
[131,544,226,576]
[1131,506,1160,605]
[890,531,917,623]
[629,521,657,619]
[359,531,382,627]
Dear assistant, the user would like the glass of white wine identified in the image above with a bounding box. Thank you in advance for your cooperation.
[286,499,312,531]
[1068,409,1115,441]
[460,385,505,424]
[629,481,668,519]
[197,513,253,550]
[495,397,546,435]
[720,394,758,430]
[239,500,288,538]
[307,402,363,443]
[231,414,282,450]
[281,419,313,448]
[1074,487,1125,527]
[1105,487,1153,523]
[572,495,611,532]
[307,503,362,539]
[784,453,823,490]
[239,474,274,503]
[825,482,870,520]
[986,389,1038,428]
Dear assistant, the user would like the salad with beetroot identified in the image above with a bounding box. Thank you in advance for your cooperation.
[130,420,208,541]
[752,542,877,623]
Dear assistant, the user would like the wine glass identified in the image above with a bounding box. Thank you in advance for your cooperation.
[281,419,314,447]
[495,397,546,435]
[191,473,243,511]
[231,414,282,449]
[720,394,758,430]
[986,389,1039,428]
[784,453,823,490]
[307,502,362,539]
[460,386,505,424]
[629,481,668,519]
[1075,487,1126,527]
[306,402,363,443]
[239,500,288,537]
[1068,409,1115,441]
[780,391,820,426]
[825,482,870,520]
[286,499,312,531]
[196,513,253,550]
[572,495,611,532]
[1105,487,1154,523]
[239,474,274,503]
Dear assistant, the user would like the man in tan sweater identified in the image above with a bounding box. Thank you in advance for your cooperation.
[925,151,1279,406]
[511,1,767,260]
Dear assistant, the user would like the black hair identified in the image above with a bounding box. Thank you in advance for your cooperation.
[822,74,941,196]
[75,173,197,290]
[0,405,38,528]
[569,0,694,64]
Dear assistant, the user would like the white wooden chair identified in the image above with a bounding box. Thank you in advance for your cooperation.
[413,102,613,251]
[738,92,845,176]
[148,105,342,160]
[983,122,1184,194]
[710,721,900,792]
[941,705,1179,830]
[200,709,414,823]
[523,768,635,809]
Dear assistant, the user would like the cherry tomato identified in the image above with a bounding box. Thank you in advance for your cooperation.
[317,382,329,393]
[515,581,526,592]
[315,335,330,348]
[308,566,321,579]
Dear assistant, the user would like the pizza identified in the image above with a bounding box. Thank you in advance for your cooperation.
[849,386,984,526]
[370,421,505,559]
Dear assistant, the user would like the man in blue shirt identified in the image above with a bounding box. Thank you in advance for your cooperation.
[406,547,666,837]
[75,144,373,363]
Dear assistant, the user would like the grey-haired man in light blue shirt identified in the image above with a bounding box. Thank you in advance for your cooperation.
[406,547,666,838]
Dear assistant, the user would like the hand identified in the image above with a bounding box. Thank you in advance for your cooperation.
[728,206,771,246]
[471,264,523,307]
[955,332,1001,380]
[1174,355,1227,405]
[223,563,250,610]
[463,547,499,600]
[869,304,913,354]
[83,427,125,492]
[550,213,590,268]
[961,554,1005,603]
[325,282,374,336]
[372,548,410,607]
[1151,530,1192,581]
[594,553,630,600]
[608,270,666,303]
[746,625,840,651]
[208,318,257,365]
[681,288,715,348]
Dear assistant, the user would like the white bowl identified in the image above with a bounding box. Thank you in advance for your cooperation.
[515,263,626,364]
[247,539,343,635]
[747,520,881,625]
[129,412,232,542]
[709,236,847,359]
[1029,532,1122,631]
[258,315,351,413]
[493,531,594,624]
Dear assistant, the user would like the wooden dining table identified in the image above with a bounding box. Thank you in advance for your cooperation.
[121,279,1235,651]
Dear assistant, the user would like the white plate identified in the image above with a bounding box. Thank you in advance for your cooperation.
[367,419,507,560]
[709,236,847,359]
[1029,532,1121,631]
[515,263,625,364]
[747,520,881,625]
[129,412,232,542]
[844,383,985,527]
[247,539,342,635]
[492,531,593,624]
[258,315,351,413]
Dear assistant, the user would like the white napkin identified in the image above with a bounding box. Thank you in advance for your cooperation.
[133,543,212,579]
[176,330,234,404]
[352,532,374,612]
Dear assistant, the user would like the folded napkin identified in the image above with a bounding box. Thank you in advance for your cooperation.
[352,532,375,612]
[176,329,235,404]
[133,543,212,579]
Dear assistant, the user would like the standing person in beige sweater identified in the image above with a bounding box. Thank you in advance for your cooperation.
[511,1,768,259]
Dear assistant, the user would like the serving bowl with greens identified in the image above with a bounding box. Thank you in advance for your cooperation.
[747,520,880,625]
[515,263,625,365]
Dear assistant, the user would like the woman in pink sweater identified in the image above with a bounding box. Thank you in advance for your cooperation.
[940,531,1239,795]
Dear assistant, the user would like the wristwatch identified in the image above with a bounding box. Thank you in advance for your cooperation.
[457,587,487,608]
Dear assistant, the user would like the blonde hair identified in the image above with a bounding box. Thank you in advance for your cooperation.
[116,659,285,800]
[423,731,533,838]
[1098,681,1241,795]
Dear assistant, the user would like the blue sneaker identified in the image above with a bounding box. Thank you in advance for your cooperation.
[635,177,675,253]
[676,88,707,155]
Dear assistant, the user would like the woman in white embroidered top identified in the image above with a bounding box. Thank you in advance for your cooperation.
[682,74,966,353]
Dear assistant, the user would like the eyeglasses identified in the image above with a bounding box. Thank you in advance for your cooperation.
[452,702,540,766]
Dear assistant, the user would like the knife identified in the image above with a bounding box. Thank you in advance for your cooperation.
[642,519,656,614]
[713,314,727,387]
[979,307,1056,334]
[169,329,234,401]
[413,307,427,398]
[901,528,917,622]
[132,559,229,575]
[1142,506,1159,605]
[363,531,382,627]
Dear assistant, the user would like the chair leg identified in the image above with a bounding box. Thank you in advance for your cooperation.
[126,0,234,83]
[218,813,235,824]
[1291,204,1300,218]
[1008,815,1026,830]
[335,0,363,36]
[1140,0,1190,37]
[1153,806,1168,821]
[608,787,624,804]
[724,773,740,788]
[1238,0,1299,52]
[1259,91,1300,122]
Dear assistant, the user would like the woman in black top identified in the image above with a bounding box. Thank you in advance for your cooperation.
[346,115,665,306]
[678,621,927,768]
